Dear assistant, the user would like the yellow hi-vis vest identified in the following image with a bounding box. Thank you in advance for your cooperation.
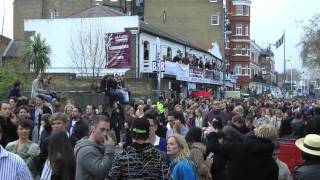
[157,101,164,113]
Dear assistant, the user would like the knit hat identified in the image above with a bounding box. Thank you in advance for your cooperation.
[131,118,150,140]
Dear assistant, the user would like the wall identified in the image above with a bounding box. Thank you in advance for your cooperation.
[24,16,139,74]
[14,0,43,40]
[14,0,92,40]
[144,0,223,52]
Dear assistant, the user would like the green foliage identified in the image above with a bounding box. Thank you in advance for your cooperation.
[0,67,21,99]
[23,33,51,75]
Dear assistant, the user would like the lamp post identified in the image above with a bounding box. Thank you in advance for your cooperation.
[287,59,293,92]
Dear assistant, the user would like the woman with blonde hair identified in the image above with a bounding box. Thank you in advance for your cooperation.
[272,109,284,131]
[233,105,244,117]
[64,104,74,118]
[167,134,197,180]
[194,108,204,128]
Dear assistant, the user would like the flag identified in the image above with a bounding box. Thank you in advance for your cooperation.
[275,34,284,48]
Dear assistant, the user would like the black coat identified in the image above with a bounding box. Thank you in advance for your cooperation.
[207,133,278,180]
[304,114,320,135]
[279,116,294,138]
[0,116,7,146]
[66,119,89,143]
[203,110,227,127]
[294,160,320,180]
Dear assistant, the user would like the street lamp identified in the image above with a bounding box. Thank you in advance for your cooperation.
[287,59,293,92]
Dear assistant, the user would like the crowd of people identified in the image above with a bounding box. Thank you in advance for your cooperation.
[2,77,320,179]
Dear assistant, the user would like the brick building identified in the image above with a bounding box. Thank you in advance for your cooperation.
[260,48,277,90]
[102,0,224,54]
[225,0,251,89]
[13,0,93,40]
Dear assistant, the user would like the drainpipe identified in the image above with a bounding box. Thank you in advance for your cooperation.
[136,29,141,78]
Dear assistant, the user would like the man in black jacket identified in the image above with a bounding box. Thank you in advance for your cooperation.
[203,100,227,127]
[67,107,89,143]
[304,107,320,135]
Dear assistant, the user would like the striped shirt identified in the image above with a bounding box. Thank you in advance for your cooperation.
[0,145,32,180]
[40,160,53,180]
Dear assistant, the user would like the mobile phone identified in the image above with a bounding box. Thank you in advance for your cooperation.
[207,152,214,160]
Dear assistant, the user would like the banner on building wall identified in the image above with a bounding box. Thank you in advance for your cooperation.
[105,32,131,68]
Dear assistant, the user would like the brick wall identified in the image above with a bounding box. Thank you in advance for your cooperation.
[144,0,223,51]
[13,0,92,40]
[14,0,43,40]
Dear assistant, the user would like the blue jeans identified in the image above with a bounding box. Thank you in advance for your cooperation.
[38,93,53,102]
[107,89,129,103]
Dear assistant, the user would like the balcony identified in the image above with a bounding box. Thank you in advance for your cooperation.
[164,61,223,85]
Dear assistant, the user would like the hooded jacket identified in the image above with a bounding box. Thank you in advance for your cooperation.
[74,138,115,180]
[109,142,168,179]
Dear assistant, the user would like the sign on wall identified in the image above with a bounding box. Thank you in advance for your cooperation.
[105,32,131,68]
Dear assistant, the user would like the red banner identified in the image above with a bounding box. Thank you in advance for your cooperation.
[105,32,131,68]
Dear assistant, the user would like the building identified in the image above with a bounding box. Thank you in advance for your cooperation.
[102,0,224,56]
[249,40,265,94]
[260,47,277,92]
[22,5,225,98]
[225,0,251,89]
[13,0,93,40]
[0,35,12,63]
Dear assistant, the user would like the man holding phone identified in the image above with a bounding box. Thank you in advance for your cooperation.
[75,115,115,180]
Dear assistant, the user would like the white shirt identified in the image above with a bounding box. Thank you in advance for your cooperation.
[0,146,32,180]
[195,116,203,128]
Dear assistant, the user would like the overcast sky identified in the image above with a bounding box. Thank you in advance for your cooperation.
[251,0,320,73]
[1,0,320,73]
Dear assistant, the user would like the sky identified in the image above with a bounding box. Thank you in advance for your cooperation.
[0,0,13,38]
[1,0,320,74]
[250,0,320,74]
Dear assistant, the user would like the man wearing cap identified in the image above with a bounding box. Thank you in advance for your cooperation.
[109,118,168,179]
[294,134,320,180]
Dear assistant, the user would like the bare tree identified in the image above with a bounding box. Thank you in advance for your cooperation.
[69,20,106,89]
[299,13,320,71]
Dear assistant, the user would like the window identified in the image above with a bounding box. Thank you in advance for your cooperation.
[211,15,219,25]
[243,6,250,16]
[236,24,242,35]
[225,41,230,49]
[242,67,246,75]
[251,52,255,61]
[244,25,249,36]
[235,5,243,15]
[242,44,250,55]
[167,47,172,60]
[143,41,150,60]
[235,65,241,75]
[50,9,59,19]
[235,44,241,55]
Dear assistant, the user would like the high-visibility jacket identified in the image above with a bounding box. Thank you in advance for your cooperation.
[156,101,164,113]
